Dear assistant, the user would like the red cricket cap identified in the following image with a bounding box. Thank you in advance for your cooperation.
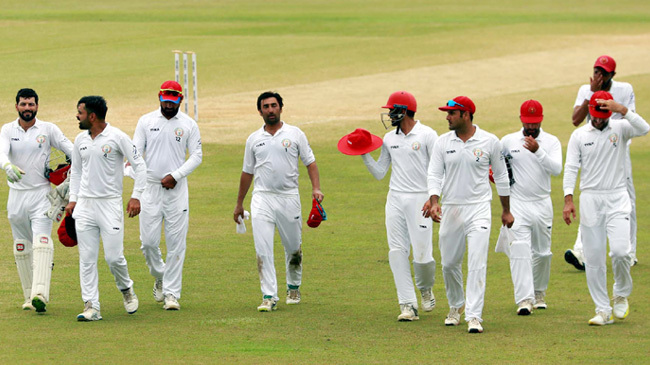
[594,55,616,73]
[519,99,544,124]
[159,80,183,104]
[57,214,77,247]
[337,128,383,155]
[439,96,476,114]
[589,90,613,119]
[307,199,326,228]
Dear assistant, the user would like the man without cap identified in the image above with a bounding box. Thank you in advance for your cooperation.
[233,91,323,312]
[500,100,562,315]
[65,96,146,321]
[0,88,74,313]
[358,91,438,321]
[565,55,638,270]
[563,91,648,325]
[131,81,202,311]
[424,96,514,333]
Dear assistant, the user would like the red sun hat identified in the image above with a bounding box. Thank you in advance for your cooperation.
[337,128,383,155]
[594,55,616,73]
[520,99,544,124]
[159,80,183,104]
[589,91,614,119]
[439,96,476,114]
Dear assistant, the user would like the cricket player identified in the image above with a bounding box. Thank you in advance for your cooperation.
[501,100,562,315]
[563,91,648,326]
[424,96,513,334]
[0,88,73,313]
[360,91,438,321]
[132,81,202,311]
[65,96,146,321]
[233,91,323,312]
[565,55,638,270]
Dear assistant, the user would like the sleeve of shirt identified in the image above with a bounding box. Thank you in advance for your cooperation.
[298,130,316,166]
[171,121,203,181]
[427,137,445,197]
[574,85,592,107]
[620,111,650,140]
[625,84,636,113]
[490,138,510,196]
[361,142,390,180]
[132,116,147,159]
[0,125,11,167]
[69,138,82,202]
[242,135,255,174]
[119,133,147,200]
[50,124,74,158]
[563,132,581,196]
[534,136,563,176]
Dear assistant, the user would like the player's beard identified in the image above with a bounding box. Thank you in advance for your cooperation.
[264,113,280,125]
[523,128,540,138]
[77,117,91,130]
[19,110,37,122]
[161,105,180,119]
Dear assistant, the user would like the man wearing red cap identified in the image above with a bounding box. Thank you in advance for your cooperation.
[563,91,649,325]
[130,81,203,311]
[358,91,438,322]
[500,100,562,315]
[424,96,514,333]
[566,55,638,270]
[234,91,323,312]
[0,88,74,313]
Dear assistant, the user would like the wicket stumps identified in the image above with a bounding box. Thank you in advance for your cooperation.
[172,50,199,121]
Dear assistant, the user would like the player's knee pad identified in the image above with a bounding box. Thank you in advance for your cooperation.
[32,234,54,302]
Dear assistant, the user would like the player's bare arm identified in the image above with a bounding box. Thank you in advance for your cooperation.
[523,135,539,153]
[306,162,323,203]
[161,174,177,189]
[426,195,442,223]
[562,194,576,225]
[126,198,141,218]
[65,201,76,216]
[234,172,254,223]
[499,195,514,228]
[596,99,628,116]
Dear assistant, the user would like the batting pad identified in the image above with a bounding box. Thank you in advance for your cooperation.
[14,239,33,301]
[31,234,54,302]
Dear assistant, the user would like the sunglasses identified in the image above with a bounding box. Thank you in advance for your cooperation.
[446,100,465,108]
[160,89,182,97]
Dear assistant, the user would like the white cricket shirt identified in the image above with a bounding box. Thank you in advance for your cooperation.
[242,122,315,195]
[563,112,649,196]
[501,128,562,201]
[69,124,146,201]
[361,121,437,193]
[574,80,636,119]
[0,118,73,190]
[428,125,509,204]
[133,109,202,183]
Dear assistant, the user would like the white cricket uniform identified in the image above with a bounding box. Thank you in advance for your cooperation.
[563,112,649,315]
[361,121,438,307]
[501,128,562,305]
[69,124,146,311]
[428,125,510,322]
[133,109,202,299]
[573,81,637,256]
[0,118,73,302]
[243,122,315,301]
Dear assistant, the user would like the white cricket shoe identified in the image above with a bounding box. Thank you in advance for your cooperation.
[534,291,547,309]
[77,301,102,321]
[153,278,164,302]
[397,303,419,322]
[163,294,180,311]
[517,299,534,316]
[589,311,613,326]
[613,296,629,319]
[445,306,463,326]
[32,294,47,314]
[420,288,436,312]
[467,318,483,333]
[564,249,585,271]
[22,300,35,311]
[257,298,277,312]
[122,287,139,314]
[286,289,301,305]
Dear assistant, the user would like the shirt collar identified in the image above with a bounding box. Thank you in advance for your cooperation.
[13,118,41,130]
[262,121,285,136]
[451,124,482,142]
[586,121,611,132]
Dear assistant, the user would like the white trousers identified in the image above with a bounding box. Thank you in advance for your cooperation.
[580,190,632,314]
[73,197,133,311]
[509,197,553,304]
[439,202,491,322]
[7,186,53,301]
[139,180,189,299]
[251,192,302,301]
[385,191,435,306]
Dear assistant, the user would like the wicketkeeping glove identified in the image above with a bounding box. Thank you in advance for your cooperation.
[46,179,70,223]
[3,162,25,183]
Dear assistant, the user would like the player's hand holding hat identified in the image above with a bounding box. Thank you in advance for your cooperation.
[337,128,383,155]
[307,198,327,228]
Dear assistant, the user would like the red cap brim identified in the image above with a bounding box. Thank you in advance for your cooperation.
[337,133,383,156]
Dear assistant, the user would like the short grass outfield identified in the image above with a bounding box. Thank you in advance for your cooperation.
[0,1,650,363]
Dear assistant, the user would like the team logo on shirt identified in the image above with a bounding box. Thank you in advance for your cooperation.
[412,141,421,151]
[174,128,184,142]
[608,133,619,148]
[102,144,112,158]
[36,134,46,148]
[282,139,291,148]
[473,148,484,162]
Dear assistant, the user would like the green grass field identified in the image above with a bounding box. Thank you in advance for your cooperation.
[1,1,650,363]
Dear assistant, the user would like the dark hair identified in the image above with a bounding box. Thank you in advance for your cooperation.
[406,110,415,118]
[16,88,39,104]
[460,110,474,122]
[78,96,108,120]
[257,91,283,111]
